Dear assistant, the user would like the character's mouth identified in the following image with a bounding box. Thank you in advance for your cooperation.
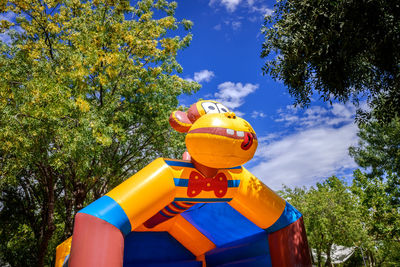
[188,127,257,150]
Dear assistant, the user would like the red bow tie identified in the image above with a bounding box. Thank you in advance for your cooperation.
[187,171,228,198]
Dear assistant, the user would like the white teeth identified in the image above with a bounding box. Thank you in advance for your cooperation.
[226,129,235,135]
[237,131,244,137]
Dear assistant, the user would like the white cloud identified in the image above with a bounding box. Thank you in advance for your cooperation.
[0,11,24,45]
[209,0,274,26]
[0,11,17,21]
[264,8,274,16]
[247,0,274,18]
[251,111,266,118]
[213,24,222,31]
[219,19,243,30]
[193,70,215,83]
[250,103,359,190]
[210,0,242,12]
[231,21,241,30]
[0,33,12,44]
[247,0,255,6]
[210,0,272,15]
[250,6,273,16]
[186,70,215,83]
[275,103,355,128]
[214,82,258,109]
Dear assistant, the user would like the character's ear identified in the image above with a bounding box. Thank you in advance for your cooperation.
[187,102,202,123]
[169,110,192,133]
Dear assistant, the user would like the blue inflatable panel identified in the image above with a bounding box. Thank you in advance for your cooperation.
[62,254,69,267]
[215,255,272,267]
[182,203,264,248]
[123,232,195,266]
[165,160,241,170]
[264,202,302,233]
[78,195,131,236]
[205,232,270,267]
[124,260,202,267]
[165,160,195,168]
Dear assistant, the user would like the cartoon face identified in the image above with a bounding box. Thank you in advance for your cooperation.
[169,100,258,169]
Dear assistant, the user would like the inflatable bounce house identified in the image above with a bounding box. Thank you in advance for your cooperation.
[55,100,311,267]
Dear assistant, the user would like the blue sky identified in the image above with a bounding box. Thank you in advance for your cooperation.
[0,0,360,190]
[173,0,360,190]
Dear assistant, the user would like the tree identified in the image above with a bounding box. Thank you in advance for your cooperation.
[0,0,199,266]
[350,119,400,181]
[350,118,400,238]
[347,118,400,265]
[261,0,400,123]
[280,177,368,267]
[351,170,400,266]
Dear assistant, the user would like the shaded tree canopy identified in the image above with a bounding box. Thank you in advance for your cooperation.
[262,0,400,123]
[0,0,199,266]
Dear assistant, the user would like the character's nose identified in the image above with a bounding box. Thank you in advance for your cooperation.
[224,112,236,119]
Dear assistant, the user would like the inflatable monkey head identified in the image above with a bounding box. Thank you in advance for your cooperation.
[169,100,258,169]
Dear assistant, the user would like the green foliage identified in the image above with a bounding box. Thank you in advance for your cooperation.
[0,0,199,266]
[350,119,400,241]
[0,183,39,267]
[350,119,400,178]
[261,0,400,123]
[350,170,400,266]
[280,177,368,266]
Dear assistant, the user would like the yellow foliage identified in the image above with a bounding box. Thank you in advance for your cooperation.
[139,12,152,22]
[0,1,199,266]
[0,20,14,30]
[75,97,90,112]
[94,132,112,146]
[106,67,117,78]
[159,16,175,29]
[47,23,60,33]
[98,74,107,86]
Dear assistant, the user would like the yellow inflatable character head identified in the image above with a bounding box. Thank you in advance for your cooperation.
[169,100,258,169]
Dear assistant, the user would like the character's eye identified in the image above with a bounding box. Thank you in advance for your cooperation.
[216,103,229,113]
[201,102,219,114]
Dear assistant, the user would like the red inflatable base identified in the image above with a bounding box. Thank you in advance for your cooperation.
[269,217,312,267]
[69,213,124,267]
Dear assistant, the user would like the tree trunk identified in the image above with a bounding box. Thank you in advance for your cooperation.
[325,244,332,267]
[73,181,88,226]
[368,250,375,267]
[36,172,56,267]
[317,247,322,267]
[62,175,74,236]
